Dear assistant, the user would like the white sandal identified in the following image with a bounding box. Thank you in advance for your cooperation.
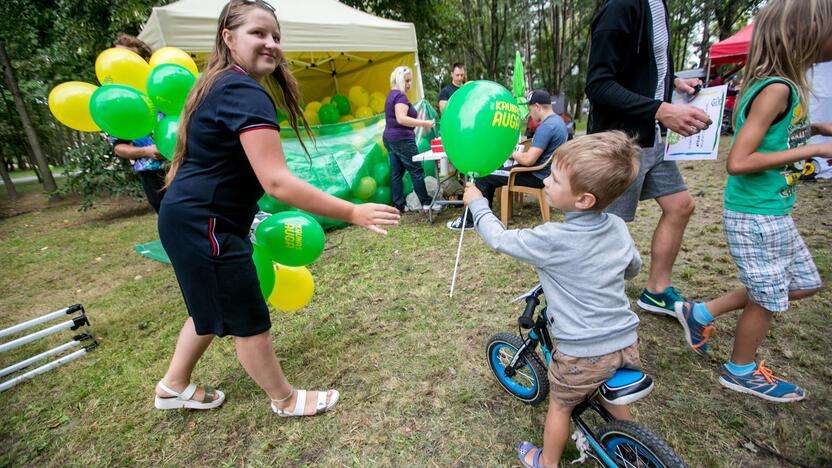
[154,381,225,410]
[270,389,339,417]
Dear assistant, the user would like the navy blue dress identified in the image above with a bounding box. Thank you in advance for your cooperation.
[158,66,279,337]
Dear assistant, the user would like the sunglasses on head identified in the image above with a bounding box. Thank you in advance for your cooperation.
[241,0,275,12]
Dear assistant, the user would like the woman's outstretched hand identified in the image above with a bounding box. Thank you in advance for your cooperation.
[350,203,400,235]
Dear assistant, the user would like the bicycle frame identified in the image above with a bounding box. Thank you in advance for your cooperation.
[504,290,628,467]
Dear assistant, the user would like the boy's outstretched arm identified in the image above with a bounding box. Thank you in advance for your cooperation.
[624,242,642,280]
[464,183,553,268]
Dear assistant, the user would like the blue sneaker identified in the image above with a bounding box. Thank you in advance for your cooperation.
[719,361,806,403]
[675,301,715,354]
[636,286,686,317]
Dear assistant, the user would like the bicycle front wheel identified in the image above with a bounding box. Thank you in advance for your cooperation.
[485,333,548,405]
[596,420,687,468]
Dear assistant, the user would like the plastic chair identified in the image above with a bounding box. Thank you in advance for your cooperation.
[496,151,554,227]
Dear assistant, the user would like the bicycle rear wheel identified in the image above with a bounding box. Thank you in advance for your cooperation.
[595,420,687,468]
[485,333,548,405]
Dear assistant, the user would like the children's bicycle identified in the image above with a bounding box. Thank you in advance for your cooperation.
[485,284,687,468]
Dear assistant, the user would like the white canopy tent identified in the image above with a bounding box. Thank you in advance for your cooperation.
[138,0,424,103]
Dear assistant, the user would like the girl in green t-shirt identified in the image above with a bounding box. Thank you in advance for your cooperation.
[672,0,832,404]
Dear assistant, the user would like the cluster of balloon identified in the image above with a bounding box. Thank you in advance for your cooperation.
[295,86,387,128]
[253,211,325,312]
[48,47,199,161]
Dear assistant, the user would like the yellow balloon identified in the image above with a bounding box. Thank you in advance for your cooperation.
[303,109,320,126]
[355,106,374,119]
[339,114,354,122]
[369,96,385,114]
[305,101,322,114]
[322,96,331,104]
[48,82,100,132]
[149,47,199,76]
[95,48,151,92]
[348,86,369,108]
[268,265,314,312]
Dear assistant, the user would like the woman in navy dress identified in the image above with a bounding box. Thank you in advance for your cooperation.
[154,0,399,417]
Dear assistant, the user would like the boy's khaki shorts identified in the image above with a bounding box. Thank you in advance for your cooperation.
[548,342,641,407]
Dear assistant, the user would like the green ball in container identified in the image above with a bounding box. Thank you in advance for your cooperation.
[352,176,378,200]
[371,162,390,186]
[317,104,340,125]
[331,94,351,116]
[369,186,391,205]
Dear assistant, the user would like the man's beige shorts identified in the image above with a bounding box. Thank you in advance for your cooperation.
[548,342,641,407]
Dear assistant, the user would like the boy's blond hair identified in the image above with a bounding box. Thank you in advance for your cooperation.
[553,131,640,210]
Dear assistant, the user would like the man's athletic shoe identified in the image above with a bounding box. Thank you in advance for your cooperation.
[675,302,715,354]
[719,361,805,403]
[446,215,473,231]
[636,286,686,317]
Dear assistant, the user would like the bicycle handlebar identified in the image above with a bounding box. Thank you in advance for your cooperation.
[518,296,539,329]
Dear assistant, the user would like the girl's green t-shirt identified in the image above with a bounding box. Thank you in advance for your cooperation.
[724,78,811,215]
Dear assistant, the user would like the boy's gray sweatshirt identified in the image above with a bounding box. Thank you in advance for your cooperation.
[470,198,641,357]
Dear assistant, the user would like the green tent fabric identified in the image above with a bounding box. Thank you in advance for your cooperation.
[135,240,170,264]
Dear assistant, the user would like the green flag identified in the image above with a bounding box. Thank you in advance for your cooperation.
[512,51,529,120]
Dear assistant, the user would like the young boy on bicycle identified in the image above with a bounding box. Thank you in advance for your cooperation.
[463,131,643,468]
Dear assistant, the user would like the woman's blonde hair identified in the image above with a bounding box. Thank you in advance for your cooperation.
[165,0,310,187]
[389,66,412,92]
[737,0,832,123]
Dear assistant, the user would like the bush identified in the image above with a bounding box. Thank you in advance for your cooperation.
[57,137,145,210]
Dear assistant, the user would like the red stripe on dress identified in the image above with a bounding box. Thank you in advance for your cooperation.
[239,124,279,134]
[208,217,218,256]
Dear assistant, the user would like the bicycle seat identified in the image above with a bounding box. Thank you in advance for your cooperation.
[599,369,654,406]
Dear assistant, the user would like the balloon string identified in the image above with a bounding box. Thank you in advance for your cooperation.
[449,204,468,298]
[449,173,473,298]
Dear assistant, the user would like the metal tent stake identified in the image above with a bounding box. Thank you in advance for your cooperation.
[0,341,97,392]
[0,304,83,339]
[0,333,93,379]
[0,315,89,354]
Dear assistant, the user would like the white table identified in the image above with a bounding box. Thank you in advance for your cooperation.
[412,150,463,223]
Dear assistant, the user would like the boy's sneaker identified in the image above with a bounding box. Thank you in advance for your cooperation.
[675,302,715,354]
[422,204,442,213]
[637,286,686,317]
[718,361,806,403]
[446,215,473,231]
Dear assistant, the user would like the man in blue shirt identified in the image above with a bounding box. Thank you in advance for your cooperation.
[447,89,568,230]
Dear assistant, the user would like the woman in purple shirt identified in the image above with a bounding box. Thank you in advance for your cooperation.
[383,66,436,212]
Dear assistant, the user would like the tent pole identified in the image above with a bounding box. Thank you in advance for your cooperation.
[414,53,425,101]
[705,58,711,84]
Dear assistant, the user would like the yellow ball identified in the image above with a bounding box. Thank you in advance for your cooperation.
[355,106,374,119]
[268,265,314,312]
[322,96,331,104]
[339,114,355,122]
[348,86,369,108]
[303,109,320,126]
[369,96,385,114]
[305,101,322,114]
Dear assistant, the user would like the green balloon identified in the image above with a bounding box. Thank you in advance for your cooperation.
[89,84,155,140]
[255,211,326,267]
[369,186,391,205]
[331,94,350,116]
[416,135,431,153]
[154,115,179,161]
[252,243,275,299]
[257,194,291,214]
[422,160,436,178]
[352,176,378,200]
[366,143,385,166]
[371,162,390,186]
[146,64,195,116]
[403,172,414,194]
[318,104,340,125]
[439,80,521,177]
[276,107,288,124]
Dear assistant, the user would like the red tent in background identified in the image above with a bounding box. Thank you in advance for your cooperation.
[709,23,754,66]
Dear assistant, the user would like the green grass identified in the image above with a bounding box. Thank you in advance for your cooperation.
[0,142,830,466]
[7,166,65,180]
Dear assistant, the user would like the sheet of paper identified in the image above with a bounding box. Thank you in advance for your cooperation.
[664,85,727,161]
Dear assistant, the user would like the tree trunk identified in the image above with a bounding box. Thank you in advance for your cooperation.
[0,40,57,192]
[0,150,17,199]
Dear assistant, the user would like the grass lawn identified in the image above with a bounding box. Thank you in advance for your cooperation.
[7,166,65,181]
[1,142,830,466]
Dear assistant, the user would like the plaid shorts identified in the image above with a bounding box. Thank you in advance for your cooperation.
[723,210,822,312]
